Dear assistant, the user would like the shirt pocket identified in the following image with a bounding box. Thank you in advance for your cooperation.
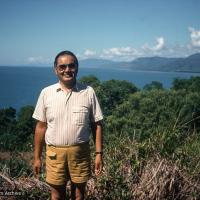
[72,106,89,126]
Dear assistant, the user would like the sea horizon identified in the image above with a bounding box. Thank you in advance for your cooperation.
[1,66,200,110]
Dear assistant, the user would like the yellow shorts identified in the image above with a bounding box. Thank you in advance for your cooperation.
[46,142,91,186]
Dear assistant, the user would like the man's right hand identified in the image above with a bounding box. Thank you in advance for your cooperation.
[33,121,47,178]
[34,158,42,178]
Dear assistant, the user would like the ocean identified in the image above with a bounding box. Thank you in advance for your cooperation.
[0,66,200,110]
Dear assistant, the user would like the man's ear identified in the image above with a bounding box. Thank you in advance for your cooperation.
[54,67,58,75]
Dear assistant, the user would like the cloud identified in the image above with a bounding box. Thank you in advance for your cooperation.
[142,37,165,52]
[189,27,200,47]
[78,49,97,60]
[100,39,168,61]
[83,49,96,57]
[101,47,141,60]
[100,34,198,61]
[27,56,51,65]
[100,38,166,61]
[78,28,200,62]
[153,37,165,51]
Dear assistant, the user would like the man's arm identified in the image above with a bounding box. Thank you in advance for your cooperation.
[33,120,47,178]
[91,121,103,176]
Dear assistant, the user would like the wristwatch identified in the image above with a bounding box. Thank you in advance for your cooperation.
[95,152,103,155]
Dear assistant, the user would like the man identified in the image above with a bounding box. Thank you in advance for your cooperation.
[33,50,103,200]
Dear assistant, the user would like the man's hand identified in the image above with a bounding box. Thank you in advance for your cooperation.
[34,158,42,178]
[33,121,46,179]
[91,121,103,176]
[95,154,103,176]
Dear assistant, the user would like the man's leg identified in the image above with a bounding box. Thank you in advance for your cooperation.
[46,145,68,199]
[50,184,66,200]
[71,182,86,200]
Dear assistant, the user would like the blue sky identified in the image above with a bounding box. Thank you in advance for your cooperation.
[0,0,200,65]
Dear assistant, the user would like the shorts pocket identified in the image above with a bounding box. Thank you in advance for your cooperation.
[46,150,57,160]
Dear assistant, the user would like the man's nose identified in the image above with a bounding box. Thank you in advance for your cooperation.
[64,66,71,72]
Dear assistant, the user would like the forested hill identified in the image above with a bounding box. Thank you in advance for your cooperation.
[129,53,200,72]
[80,53,200,72]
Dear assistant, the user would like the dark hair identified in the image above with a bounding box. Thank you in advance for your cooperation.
[54,50,79,67]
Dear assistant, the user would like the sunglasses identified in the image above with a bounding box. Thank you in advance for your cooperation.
[56,63,77,71]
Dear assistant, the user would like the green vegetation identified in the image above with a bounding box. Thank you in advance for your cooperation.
[0,105,35,151]
[1,76,200,199]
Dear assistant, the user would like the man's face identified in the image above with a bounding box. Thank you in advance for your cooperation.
[55,55,78,86]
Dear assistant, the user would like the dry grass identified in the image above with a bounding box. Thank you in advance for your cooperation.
[84,157,200,199]
[0,157,200,200]
[1,132,200,200]
[131,157,200,200]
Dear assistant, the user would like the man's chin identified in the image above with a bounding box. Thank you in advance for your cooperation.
[64,77,73,81]
[61,78,76,85]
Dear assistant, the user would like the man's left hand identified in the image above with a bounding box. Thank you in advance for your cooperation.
[95,154,103,176]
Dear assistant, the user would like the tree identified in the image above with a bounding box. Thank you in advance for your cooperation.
[100,79,138,116]
[79,76,138,116]
[0,106,35,151]
[79,75,101,89]
[0,107,16,135]
[172,76,200,93]
[15,105,35,143]
[143,81,163,91]
[106,89,200,140]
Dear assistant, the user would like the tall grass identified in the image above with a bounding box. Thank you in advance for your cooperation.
[1,131,200,199]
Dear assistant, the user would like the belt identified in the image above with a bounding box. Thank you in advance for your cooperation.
[47,141,89,148]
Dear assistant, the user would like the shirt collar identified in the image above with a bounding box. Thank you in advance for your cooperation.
[56,82,80,92]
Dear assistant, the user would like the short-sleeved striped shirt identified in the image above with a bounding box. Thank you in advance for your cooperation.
[32,82,103,146]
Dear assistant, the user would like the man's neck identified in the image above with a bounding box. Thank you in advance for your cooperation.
[59,80,76,93]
